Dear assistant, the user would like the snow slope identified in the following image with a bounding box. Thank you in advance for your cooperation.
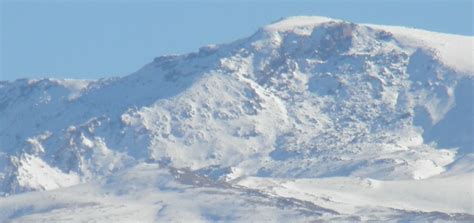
[238,174,474,217]
[0,164,346,222]
[0,16,473,221]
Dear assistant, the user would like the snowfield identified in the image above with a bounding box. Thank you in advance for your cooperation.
[0,16,473,222]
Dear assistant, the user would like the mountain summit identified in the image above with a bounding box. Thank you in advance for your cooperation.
[1,16,473,221]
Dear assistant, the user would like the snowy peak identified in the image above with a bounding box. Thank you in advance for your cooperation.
[1,15,473,221]
[263,16,339,33]
[255,16,473,75]
[0,16,473,201]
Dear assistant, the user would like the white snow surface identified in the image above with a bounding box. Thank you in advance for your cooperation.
[238,174,474,217]
[1,16,473,222]
[366,24,474,75]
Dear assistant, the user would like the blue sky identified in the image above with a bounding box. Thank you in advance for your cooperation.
[1,0,472,80]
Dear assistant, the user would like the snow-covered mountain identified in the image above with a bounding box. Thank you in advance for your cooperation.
[1,16,473,222]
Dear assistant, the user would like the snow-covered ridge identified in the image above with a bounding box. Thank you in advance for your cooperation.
[263,16,473,74]
[263,16,339,33]
[0,16,473,221]
[367,24,474,75]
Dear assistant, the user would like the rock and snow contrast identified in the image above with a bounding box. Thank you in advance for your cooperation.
[0,16,473,222]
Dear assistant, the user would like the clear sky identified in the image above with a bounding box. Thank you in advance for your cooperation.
[1,0,472,80]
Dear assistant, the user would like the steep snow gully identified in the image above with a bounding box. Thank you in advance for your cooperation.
[0,16,473,222]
